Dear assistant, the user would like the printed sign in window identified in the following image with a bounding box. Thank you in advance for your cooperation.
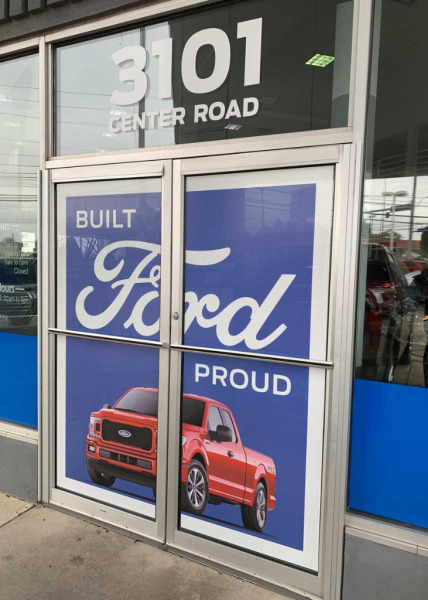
[56,179,163,519]
[179,167,334,571]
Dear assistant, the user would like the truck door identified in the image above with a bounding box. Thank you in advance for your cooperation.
[219,408,246,501]
[206,405,245,502]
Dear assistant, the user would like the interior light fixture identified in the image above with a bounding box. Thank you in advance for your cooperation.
[305,54,335,67]
[259,97,278,105]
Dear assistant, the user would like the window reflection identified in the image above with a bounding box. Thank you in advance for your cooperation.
[357,177,428,386]
[55,0,353,156]
[356,1,428,388]
[0,54,38,336]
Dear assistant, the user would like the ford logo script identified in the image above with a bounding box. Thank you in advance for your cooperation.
[118,429,131,438]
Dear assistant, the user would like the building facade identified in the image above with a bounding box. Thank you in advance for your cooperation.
[0,1,427,599]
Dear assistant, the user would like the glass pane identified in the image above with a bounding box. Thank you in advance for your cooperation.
[183,167,334,359]
[178,352,325,572]
[56,336,158,517]
[55,0,353,156]
[351,0,428,529]
[0,53,39,427]
[56,178,162,341]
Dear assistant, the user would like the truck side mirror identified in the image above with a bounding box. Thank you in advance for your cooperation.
[216,424,233,443]
[103,404,112,409]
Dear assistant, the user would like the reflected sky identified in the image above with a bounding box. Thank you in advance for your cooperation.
[0,53,38,256]
[363,177,428,247]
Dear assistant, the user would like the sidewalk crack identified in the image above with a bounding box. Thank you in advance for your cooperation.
[0,504,35,529]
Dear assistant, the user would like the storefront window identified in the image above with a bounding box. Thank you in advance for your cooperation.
[0,53,39,427]
[55,0,354,156]
[350,0,428,529]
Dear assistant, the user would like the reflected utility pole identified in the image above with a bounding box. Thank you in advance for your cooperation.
[408,175,417,252]
[382,190,408,251]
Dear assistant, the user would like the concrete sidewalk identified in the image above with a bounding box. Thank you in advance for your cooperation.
[0,493,287,600]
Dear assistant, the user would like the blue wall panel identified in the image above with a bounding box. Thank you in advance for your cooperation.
[0,332,37,428]
[349,378,428,528]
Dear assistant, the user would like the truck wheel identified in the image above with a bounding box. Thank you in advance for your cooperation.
[86,460,116,487]
[181,459,208,515]
[241,482,267,532]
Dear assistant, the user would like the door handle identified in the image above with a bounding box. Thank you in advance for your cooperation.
[227,450,234,458]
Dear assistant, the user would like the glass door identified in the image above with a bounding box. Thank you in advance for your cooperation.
[43,144,357,598]
[43,160,172,542]
[165,146,350,597]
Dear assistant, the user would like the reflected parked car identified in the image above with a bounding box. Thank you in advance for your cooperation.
[361,244,421,382]
[404,270,420,285]
[402,258,427,273]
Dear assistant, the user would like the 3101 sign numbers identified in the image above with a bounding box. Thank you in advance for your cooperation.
[110,18,263,105]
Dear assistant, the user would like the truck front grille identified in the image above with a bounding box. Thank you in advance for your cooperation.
[101,420,153,451]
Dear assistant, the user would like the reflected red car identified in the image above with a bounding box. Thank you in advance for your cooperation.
[362,244,419,382]
[86,388,276,532]
[402,258,426,273]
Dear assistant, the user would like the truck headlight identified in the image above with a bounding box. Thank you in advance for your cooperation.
[182,436,187,447]
[89,416,101,439]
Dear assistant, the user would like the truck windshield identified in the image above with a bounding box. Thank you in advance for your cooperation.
[114,390,205,425]
[115,390,158,416]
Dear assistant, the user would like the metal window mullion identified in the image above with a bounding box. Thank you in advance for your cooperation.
[0,36,39,57]
[156,159,174,541]
[47,328,163,349]
[38,34,49,503]
[319,145,350,600]
[323,144,363,600]
[169,344,333,370]
[50,162,164,183]
[166,160,185,545]
[349,0,374,143]
[40,169,52,503]
[37,170,43,502]
[45,130,352,169]
[48,168,57,501]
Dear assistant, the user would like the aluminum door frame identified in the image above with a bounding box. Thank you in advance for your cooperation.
[39,159,173,544]
[166,144,362,600]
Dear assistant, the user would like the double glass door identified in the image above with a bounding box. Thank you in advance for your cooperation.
[43,145,349,596]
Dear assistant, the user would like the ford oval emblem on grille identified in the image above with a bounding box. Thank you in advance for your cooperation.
[118,429,132,438]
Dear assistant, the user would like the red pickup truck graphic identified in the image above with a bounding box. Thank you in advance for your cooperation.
[86,387,276,532]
